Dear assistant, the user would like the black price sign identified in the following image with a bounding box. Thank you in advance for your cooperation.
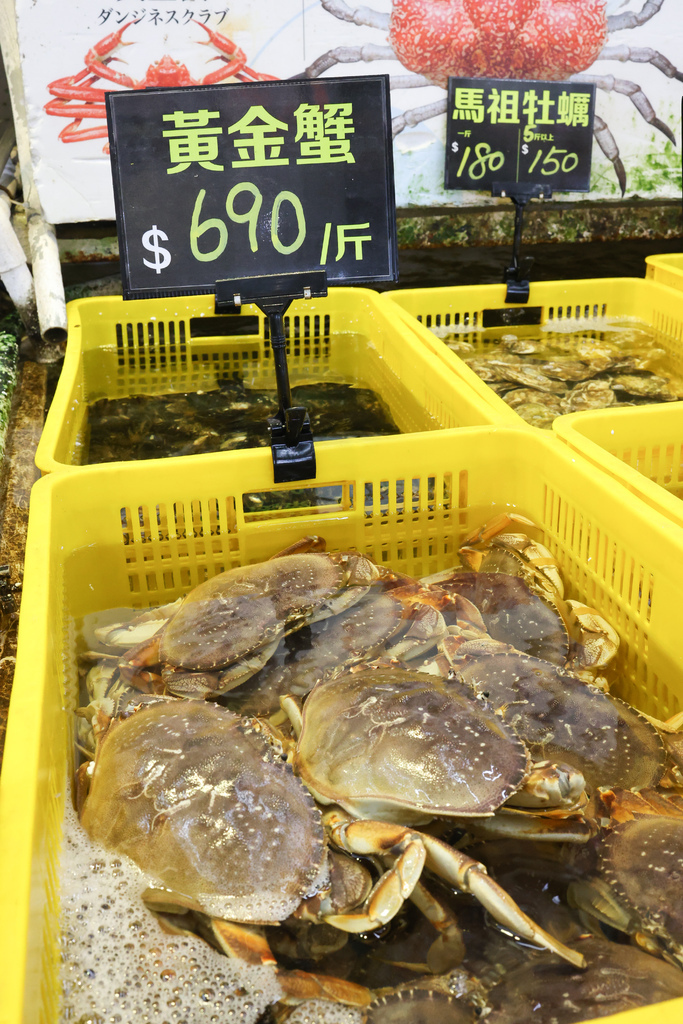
[107,76,398,299]
[445,78,595,193]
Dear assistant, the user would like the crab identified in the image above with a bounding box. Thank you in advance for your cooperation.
[216,578,451,718]
[482,934,683,1023]
[422,571,571,667]
[44,20,276,146]
[104,536,386,699]
[302,0,683,193]
[77,698,385,1007]
[275,664,593,949]
[365,983,478,1022]
[567,787,683,969]
[446,642,667,807]
[426,512,619,683]
[77,697,584,1015]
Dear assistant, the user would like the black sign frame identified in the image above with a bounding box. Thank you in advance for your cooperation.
[106,76,398,300]
[445,77,595,193]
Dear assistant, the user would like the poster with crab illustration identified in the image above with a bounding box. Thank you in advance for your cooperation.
[10,0,683,223]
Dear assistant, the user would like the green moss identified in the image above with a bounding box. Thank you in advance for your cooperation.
[0,332,18,454]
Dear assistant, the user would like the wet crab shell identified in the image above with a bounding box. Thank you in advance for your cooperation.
[291,669,530,825]
[158,551,379,672]
[367,987,475,1023]
[455,651,666,793]
[218,590,408,717]
[80,700,326,924]
[483,935,683,1023]
[594,815,683,963]
[428,572,569,666]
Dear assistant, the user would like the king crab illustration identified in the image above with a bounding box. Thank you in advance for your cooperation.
[300,0,683,193]
[44,20,276,147]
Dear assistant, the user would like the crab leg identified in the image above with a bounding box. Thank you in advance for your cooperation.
[165,915,373,1007]
[461,512,536,548]
[607,0,666,32]
[324,819,427,931]
[325,818,584,968]
[571,72,676,144]
[193,21,278,84]
[420,833,586,968]
[593,114,626,196]
[408,880,465,973]
[457,809,595,844]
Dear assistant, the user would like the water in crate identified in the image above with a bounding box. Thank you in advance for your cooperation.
[85,380,400,464]
[61,519,683,1023]
[430,318,683,428]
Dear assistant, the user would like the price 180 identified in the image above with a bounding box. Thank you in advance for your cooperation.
[454,142,505,181]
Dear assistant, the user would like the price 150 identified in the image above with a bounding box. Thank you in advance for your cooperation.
[526,146,579,175]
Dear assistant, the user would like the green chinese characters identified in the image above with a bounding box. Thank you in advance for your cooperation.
[161,102,357,172]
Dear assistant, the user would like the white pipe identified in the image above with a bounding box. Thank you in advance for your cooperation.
[26,214,67,344]
[0,152,40,336]
[0,0,67,347]
[0,195,39,336]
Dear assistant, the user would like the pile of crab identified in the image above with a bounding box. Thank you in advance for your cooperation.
[75,513,683,1023]
[430,320,683,428]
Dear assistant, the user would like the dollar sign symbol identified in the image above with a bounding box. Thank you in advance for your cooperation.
[142,225,172,274]
[451,141,459,153]
[522,143,529,155]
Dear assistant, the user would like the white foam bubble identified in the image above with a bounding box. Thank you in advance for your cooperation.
[285,1000,364,1024]
[59,801,282,1023]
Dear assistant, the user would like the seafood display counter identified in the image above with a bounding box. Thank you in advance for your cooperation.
[382,278,683,429]
[35,288,515,473]
[1,425,683,1024]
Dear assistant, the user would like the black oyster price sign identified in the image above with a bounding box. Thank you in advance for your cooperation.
[107,76,397,299]
[445,78,595,192]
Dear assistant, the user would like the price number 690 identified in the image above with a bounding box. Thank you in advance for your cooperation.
[190,183,306,262]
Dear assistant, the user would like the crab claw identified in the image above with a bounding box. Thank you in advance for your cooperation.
[461,512,536,547]
[87,22,135,61]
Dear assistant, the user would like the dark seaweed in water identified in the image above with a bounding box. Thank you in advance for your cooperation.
[86,379,400,464]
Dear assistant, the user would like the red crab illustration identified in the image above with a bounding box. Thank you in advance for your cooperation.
[44,21,277,145]
[389,0,607,88]
[304,0,683,193]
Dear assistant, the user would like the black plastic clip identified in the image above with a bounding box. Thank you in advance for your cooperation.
[215,270,328,483]
[491,182,552,304]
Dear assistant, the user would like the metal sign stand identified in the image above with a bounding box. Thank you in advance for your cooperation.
[491,183,552,304]
[214,269,328,483]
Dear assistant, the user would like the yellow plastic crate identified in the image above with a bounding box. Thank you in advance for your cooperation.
[382,277,683,427]
[553,403,683,528]
[645,253,683,291]
[36,287,503,473]
[2,426,683,1024]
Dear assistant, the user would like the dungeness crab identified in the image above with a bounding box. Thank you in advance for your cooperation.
[567,788,683,969]
[482,934,683,1024]
[78,698,371,1006]
[426,512,619,684]
[102,536,386,698]
[77,697,584,1012]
